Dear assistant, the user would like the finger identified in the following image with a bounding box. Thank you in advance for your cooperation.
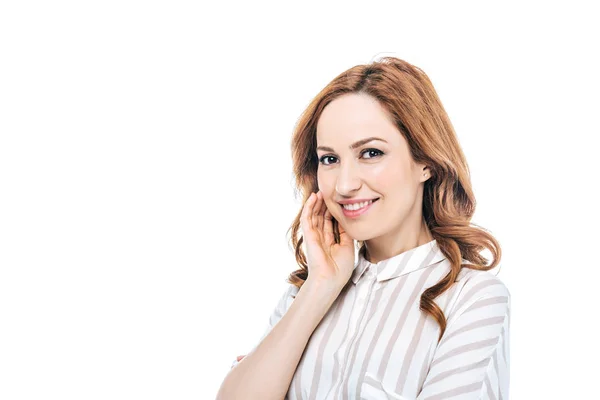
[318,192,329,232]
[317,192,327,232]
[302,193,315,237]
[323,208,334,245]
[312,191,324,232]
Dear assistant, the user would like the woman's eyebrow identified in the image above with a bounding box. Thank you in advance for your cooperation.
[316,137,388,152]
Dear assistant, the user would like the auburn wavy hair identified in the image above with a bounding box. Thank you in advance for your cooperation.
[285,56,501,342]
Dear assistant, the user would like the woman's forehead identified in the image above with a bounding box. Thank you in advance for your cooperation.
[316,94,400,145]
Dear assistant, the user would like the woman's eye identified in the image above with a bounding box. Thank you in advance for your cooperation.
[319,155,337,165]
[362,148,383,159]
[318,148,384,165]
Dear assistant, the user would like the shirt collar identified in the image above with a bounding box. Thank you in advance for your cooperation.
[351,239,446,284]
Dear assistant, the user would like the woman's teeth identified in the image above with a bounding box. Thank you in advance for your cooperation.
[342,199,374,211]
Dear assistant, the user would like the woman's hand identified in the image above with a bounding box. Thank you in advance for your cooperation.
[301,190,355,288]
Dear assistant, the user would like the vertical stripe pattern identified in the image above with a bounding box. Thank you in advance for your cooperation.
[233,239,510,399]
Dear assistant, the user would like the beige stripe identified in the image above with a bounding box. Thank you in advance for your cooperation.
[330,279,377,397]
[453,279,502,313]
[485,374,497,400]
[395,309,429,393]
[348,276,395,398]
[378,266,438,378]
[463,296,509,314]
[355,250,439,397]
[339,277,379,399]
[415,345,433,394]
[430,337,499,368]
[415,244,441,272]
[292,354,304,398]
[306,288,348,400]
[426,357,489,386]
[321,284,359,400]
[363,373,380,387]
[492,349,499,381]
[423,381,483,400]
[389,246,416,276]
[438,316,505,347]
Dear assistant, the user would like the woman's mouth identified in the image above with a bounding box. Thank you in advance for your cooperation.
[340,198,379,218]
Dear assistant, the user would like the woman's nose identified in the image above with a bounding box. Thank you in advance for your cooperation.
[335,162,362,195]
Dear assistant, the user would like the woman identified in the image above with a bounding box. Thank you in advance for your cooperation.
[217,57,510,400]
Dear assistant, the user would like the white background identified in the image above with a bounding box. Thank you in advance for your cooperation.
[1,1,598,399]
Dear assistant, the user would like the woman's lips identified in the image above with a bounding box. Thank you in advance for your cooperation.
[340,198,379,218]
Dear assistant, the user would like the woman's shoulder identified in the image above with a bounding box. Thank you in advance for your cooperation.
[455,261,509,289]
[449,264,511,314]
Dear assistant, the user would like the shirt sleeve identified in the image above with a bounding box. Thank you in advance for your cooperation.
[416,275,511,400]
[231,283,299,369]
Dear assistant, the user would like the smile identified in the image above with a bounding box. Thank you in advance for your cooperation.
[340,198,379,218]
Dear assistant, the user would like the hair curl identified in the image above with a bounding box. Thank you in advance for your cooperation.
[285,57,501,342]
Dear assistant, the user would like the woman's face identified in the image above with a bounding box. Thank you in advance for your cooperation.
[315,92,430,242]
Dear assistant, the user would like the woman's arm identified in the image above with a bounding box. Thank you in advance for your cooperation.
[216,278,344,400]
[416,278,510,399]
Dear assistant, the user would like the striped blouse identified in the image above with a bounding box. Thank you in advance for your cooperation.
[233,239,510,399]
